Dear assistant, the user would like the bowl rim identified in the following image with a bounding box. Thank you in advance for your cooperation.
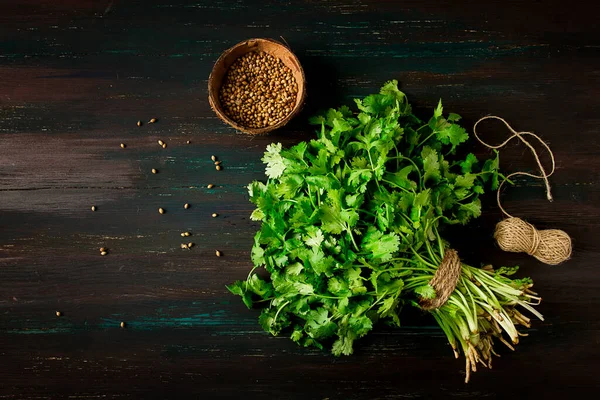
[208,37,306,135]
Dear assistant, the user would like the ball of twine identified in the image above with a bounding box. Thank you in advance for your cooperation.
[494,217,572,265]
[474,116,573,266]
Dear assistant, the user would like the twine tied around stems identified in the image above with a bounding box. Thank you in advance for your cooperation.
[473,116,572,265]
[420,249,462,310]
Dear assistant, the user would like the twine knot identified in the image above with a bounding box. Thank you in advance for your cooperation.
[494,217,572,265]
[420,249,461,310]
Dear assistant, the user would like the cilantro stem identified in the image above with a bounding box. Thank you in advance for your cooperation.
[367,148,381,190]
[346,227,360,252]
[432,222,445,259]
[417,130,436,147]
[307,186,318,210]
[366,294,388,312]
[386,155,423,189]
[388,257,431,266]
[255,297,275,303]
[274,300,290,323]
[312,294,345,300]
[410,246,438,268]
[392,142,401,170]
[381,179,412,193]
[244,266,260,290]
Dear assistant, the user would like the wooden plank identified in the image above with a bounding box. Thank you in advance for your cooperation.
[0,0,598,398]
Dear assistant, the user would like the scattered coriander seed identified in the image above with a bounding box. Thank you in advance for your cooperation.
[214,161,222,166]
[184,203,190,209]
[183,232,191,237]
[215,250,222,257]
[158,207,165,214]
[56,311,62,317]
[181,243,189,249]
[186,140,191,144]
[162,143,167,149]
[91,205,97,211]
[100,251,108,256]
[151,168,158,174]
[188,242,194,248]
[120,143,126,149]
[212,213,218,218]
[99,247,107,252]
[137,120,142,127]
[211,155,217,162]
[207,184,214,189]
[158,140,164,146]
[216,165,222,171]
[120,321,126,328]
[180,232,185,237]
[149,118,157,124]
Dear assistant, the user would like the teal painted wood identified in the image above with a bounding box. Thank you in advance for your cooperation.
[0,0,599,398]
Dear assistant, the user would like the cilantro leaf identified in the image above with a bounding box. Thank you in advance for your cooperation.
[421,146,441,184]
[262,143,286,179]
[447,112,462,122]
[306,308,337,339]
[361,227,400,262]
[437,124,468,151]
[304,227,325,248]
[415,284,436,300]
[460,153,479,174]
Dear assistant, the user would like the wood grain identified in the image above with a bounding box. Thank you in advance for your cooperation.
[1,0,599,398]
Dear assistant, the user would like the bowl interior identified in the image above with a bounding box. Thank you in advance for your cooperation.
[208,38,306,134]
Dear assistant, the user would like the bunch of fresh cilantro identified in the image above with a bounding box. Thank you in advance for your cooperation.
[228,81,542,381]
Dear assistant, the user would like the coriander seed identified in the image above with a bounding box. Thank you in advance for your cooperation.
[100,251,107,256]
[91,205,96,211]
[181,243,189,249]
[184,232,191,237]
[152,168,158,174]
[214,161,222,166]
[158,140,164,146]
[99,247,107,252]
[120,143,126,149]
[212,213,218,218]
[215,250,222,257]
[149,118,157,123]
[186,140,191,144]
[188,242,194,248]
[216,165,222,171]
[184,203,190,209]
[218,51,298,129]
[162,143,167,149]
[158,208,165,214]
[56,311,62,317]
[120,321,126,328]
[137,120,142,127]
[211,155,217,161]
[207,184,214,189]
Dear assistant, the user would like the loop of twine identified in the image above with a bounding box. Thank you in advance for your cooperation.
[473,116,572,265]
[421,249,461,310]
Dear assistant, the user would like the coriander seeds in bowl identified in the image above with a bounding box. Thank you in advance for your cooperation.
[219,52,298,129]
[208,38,306,135]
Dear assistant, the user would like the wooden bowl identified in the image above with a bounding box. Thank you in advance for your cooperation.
[208,38,306,135]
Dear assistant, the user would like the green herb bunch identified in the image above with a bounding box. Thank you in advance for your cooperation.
[229,81,543,382]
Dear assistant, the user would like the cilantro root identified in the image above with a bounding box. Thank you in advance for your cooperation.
[229,80,543,382]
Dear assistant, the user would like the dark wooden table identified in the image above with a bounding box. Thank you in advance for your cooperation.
[1,1,598,398]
